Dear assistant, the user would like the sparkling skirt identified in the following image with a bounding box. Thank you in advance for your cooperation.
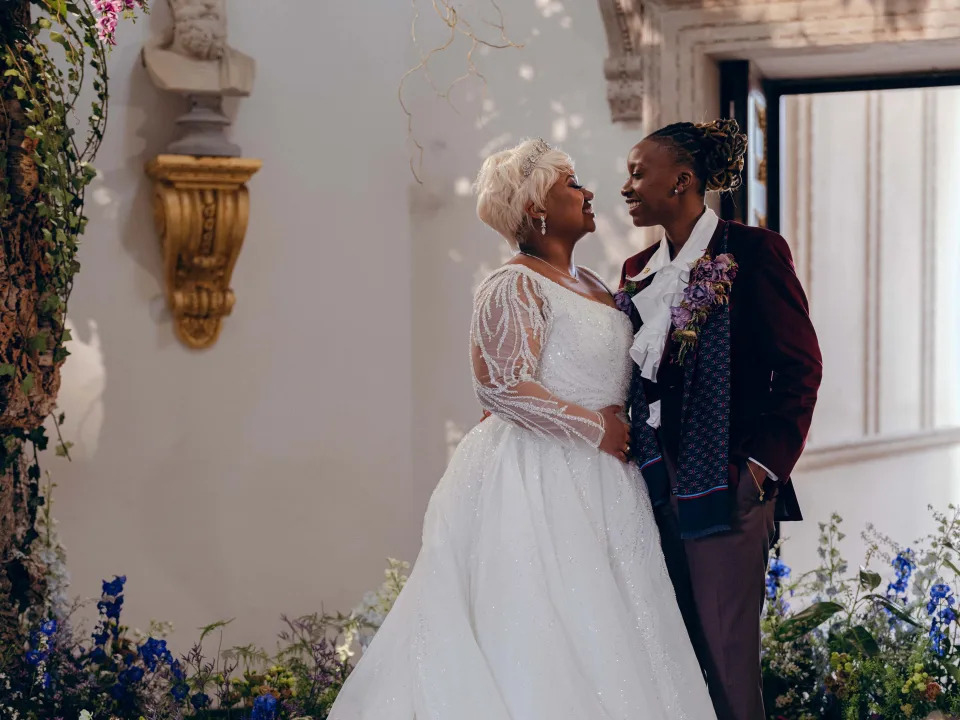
[328,417,716,720]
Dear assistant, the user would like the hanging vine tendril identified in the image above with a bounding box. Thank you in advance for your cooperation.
[0,1,146,434]
[398,0,522,183]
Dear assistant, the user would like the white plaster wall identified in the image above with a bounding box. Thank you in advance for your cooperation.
[52,0,418,649]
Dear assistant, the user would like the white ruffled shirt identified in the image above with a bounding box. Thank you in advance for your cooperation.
[626,208,776,480]
[628,208,719,381]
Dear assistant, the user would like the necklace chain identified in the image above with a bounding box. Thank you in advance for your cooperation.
[519,252,579,281]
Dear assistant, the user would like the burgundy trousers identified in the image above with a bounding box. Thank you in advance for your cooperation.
[653,460,778,720]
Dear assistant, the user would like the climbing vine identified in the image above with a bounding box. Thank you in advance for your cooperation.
[0,0,146,634]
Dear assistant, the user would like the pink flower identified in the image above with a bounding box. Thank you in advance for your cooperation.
[92,0,122,14]
[92,1,120,43]
[91,0,143,45]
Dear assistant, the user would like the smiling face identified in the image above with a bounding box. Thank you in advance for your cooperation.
[475,140,596,251]
[532,169,596,241]
[620,139,691,229]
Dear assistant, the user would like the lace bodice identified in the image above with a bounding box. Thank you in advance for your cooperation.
[471,264,635,449]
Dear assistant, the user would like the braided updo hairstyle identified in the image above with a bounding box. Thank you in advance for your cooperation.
[648,118,747,194]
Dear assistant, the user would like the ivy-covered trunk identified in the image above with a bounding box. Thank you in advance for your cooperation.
[1,0,56,639]
[2,0,138,643]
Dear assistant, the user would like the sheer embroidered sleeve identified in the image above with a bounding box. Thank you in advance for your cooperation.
[470,269,605,448]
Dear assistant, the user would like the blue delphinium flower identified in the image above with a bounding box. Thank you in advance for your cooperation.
[118,666,144,685]
[102,575,126,597]
[40,619,58,636]
[90,575,128,655]
[26,623,54,664]
[930,624,948,656]
[171,682,190,701]
[191,693,211,710]
[25,649,43,666]
[96,596,124,621]
[932,583,951,599]
[928,584,949,613]
[92,626,109,646]
[886,549,915,600]
[251,693,279,720]
[138,637,174,671]
[892,550,915,575]
[768,558,790,581]
[927,582,956,656]
[765,557,792,615]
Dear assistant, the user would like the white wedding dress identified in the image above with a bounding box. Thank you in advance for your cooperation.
[329,264,716,720]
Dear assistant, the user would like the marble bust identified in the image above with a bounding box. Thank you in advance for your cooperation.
[142,0,254,155]
[142,0,255,97]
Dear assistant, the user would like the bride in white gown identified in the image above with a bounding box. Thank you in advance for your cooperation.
[329,139,717,720]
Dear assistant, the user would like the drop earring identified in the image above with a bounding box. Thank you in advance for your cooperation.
[540,216,547,235]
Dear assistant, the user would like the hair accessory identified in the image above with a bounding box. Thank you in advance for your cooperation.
[520,138,552,178]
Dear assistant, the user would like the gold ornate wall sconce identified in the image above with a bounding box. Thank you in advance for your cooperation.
[146,155,261,349]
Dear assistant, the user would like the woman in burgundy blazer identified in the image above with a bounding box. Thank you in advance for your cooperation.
[618,119,822,720]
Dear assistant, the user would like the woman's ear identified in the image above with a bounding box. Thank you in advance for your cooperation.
[675,169,695,195]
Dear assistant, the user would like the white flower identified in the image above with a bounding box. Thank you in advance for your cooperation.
[336,630,356,661]
[79,711,93,720]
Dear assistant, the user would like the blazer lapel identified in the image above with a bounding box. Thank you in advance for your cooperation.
[705,218,727,257]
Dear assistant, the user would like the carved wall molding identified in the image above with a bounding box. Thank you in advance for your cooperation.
[865,92,881,436]
[797,427,960,471]
[920,88,938,430]
[145,154,261,349]
[599,0,645,124]
[597,0,960,131]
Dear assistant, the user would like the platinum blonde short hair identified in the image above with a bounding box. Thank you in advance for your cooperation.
[475,138,574,250]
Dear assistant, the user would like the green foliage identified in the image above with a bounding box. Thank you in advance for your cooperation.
[762,508,960,719]
[0,0,145,467]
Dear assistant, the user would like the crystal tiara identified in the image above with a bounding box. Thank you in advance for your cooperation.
[520,138,552,178]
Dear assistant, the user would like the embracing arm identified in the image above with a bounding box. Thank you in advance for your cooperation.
[471,269,607,449]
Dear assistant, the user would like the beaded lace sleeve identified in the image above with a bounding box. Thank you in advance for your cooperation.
[470,269,605,449]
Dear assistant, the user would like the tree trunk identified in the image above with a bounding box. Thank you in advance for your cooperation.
[1,0,54,637]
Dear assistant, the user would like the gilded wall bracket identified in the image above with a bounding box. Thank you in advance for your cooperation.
[145,154,261,349]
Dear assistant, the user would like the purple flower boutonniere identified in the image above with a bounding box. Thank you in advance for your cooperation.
[670,252,738,365]
[613,279,641,317]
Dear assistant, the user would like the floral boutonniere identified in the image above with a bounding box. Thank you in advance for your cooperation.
[669,252,738,365]
[613,280,641,315]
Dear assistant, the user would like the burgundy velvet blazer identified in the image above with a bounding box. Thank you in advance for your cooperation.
[620,219,822,521]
